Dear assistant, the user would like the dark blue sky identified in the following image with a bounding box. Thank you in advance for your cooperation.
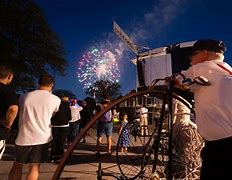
[35,0,232,99]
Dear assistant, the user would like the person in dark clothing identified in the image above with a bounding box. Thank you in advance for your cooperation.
[79,100,91,143]
[50,95,71,163]
[0,64,18,159]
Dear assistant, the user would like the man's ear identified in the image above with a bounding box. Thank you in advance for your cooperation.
[7,74,13,84]
[201,50,208,61]
[49,83,54,92]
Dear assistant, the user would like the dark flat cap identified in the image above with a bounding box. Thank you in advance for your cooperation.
[192,39,226,54]
[101,99,110,104]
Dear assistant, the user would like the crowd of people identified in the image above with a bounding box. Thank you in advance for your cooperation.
[0,69,92,179]
[1,38,232,180]
[0,65,132,179]
[0,72,147,179]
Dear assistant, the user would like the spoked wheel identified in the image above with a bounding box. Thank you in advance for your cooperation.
[141,129,169,180]
[115,91,200,180]
[116,119,154,179]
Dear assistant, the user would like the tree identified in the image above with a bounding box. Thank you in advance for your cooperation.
[53,89,76,99]
[86,80,121,102]
[0,0,68,91]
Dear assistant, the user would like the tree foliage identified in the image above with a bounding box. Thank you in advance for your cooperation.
[86,80,121,102]
[0,0,68,91]
[53,89,76,99]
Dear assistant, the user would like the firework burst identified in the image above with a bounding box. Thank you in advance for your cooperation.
[77,47,120,90]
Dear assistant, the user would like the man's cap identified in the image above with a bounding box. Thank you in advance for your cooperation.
[101,99,110,104]
[192,39,226,54]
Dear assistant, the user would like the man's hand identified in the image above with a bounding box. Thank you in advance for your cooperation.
[175,83,191,90]
[4,105,18,128]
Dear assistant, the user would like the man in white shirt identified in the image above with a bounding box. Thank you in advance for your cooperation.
[180,39,232,179]
[8,74,61,180]
[67,99,83,145]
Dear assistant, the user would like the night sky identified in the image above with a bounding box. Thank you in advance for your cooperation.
[35,0,232,99]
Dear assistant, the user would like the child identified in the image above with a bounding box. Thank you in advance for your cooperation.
[112,109,120,123]
[118,113,130,152]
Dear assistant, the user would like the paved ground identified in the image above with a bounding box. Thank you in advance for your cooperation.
[0,125,123,180]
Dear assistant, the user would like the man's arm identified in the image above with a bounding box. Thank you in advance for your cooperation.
[3,105,18,129]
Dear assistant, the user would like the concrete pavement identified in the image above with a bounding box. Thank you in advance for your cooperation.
[0,126,123,180]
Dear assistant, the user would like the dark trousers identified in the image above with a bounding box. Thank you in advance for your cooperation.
[68,121,80,142]
[51,127,69,159]
[200,136,232,180]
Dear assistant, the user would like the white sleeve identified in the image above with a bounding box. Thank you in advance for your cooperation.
[77,106,83,111]
[181,67,194,80]
[55,98,61,112]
